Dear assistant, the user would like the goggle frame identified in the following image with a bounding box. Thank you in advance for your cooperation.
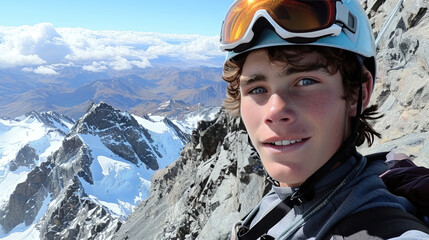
[220,0,357,52]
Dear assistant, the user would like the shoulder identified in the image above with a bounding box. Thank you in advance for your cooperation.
[324,207,429,240]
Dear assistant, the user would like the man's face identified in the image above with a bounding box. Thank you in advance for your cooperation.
[239,49,351,187]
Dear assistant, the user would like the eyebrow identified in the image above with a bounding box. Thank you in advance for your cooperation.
[239,74,266,87]
[279,64,331,77]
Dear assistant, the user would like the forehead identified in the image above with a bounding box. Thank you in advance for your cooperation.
[241,48,331,75]
[249,47,329,65]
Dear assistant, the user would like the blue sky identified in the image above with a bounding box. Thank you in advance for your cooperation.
[0,0,234,36]
[0,1,235,72]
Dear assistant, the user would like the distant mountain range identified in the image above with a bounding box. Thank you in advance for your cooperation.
[0,66,225,119]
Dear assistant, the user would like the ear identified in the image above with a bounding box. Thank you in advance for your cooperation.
[348,68,373,116]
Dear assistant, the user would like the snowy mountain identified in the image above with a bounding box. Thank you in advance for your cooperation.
[0,103,193,239]
[0,111,75,239]
[0,111,74,204]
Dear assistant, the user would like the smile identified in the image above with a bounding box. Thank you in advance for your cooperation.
[270,139,303,146]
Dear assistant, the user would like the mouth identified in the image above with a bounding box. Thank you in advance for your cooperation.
[261,137,310,152]
[269,139,304,146]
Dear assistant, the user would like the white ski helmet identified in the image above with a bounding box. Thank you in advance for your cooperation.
[220,0,376,81]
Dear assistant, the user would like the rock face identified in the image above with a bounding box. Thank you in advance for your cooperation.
[358,0,429,166]
[0,162,51,233]
[41,177,121,240]
[113,111,269,240]
[113,0,429,239]
[9,144,39,171]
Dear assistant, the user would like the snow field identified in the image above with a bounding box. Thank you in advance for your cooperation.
[79,133,157,218]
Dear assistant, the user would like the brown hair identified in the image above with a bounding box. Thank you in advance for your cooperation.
[222,46,382,147]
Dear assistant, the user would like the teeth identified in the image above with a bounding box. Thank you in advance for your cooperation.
[272,139,302,146]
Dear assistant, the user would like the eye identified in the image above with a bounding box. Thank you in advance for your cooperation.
[249,87,267,94]
[297,78,318,86]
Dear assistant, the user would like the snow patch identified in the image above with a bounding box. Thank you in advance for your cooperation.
[0,223,40,240]
[0,170,30,209]
[79,134,156,219]
[134,115,186,169]
[173,106,221,133]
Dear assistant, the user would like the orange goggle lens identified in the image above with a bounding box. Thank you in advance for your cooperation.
[222,0,337,44]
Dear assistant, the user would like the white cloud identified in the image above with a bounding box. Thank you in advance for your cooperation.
[0,23,224,72]
[82,61,108,72]
[0,23,71,67]
[109,57,132,71]
[130,59,152,69]
[0,50,45,68]
[34,66,59,75]
[22,65,60,75]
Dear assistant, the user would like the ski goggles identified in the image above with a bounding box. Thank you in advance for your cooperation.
[220,0,357,52]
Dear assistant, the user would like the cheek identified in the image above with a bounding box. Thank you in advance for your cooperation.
[295,91,347,128]
[296,91,338,114]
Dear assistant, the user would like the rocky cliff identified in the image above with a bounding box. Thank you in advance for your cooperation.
[113,0,429,239]
[359,0,429,165]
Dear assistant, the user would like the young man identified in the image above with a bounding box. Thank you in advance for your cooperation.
[219,0,429,239]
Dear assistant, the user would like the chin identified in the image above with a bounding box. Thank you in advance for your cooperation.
[265,163,309,187]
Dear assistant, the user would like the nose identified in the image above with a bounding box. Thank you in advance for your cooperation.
[264,94,295,124]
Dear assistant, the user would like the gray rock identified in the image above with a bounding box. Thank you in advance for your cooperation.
[40,177,121,240]
[0,162,51,233]
[9,144,39,171]
[360,0,429,167]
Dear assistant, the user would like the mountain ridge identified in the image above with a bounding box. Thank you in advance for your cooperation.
[0,102,203,239]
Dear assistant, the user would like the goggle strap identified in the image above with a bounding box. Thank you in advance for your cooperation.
[336,1,357,33]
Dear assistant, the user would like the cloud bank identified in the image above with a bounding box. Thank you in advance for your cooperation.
[0,23,224,74]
